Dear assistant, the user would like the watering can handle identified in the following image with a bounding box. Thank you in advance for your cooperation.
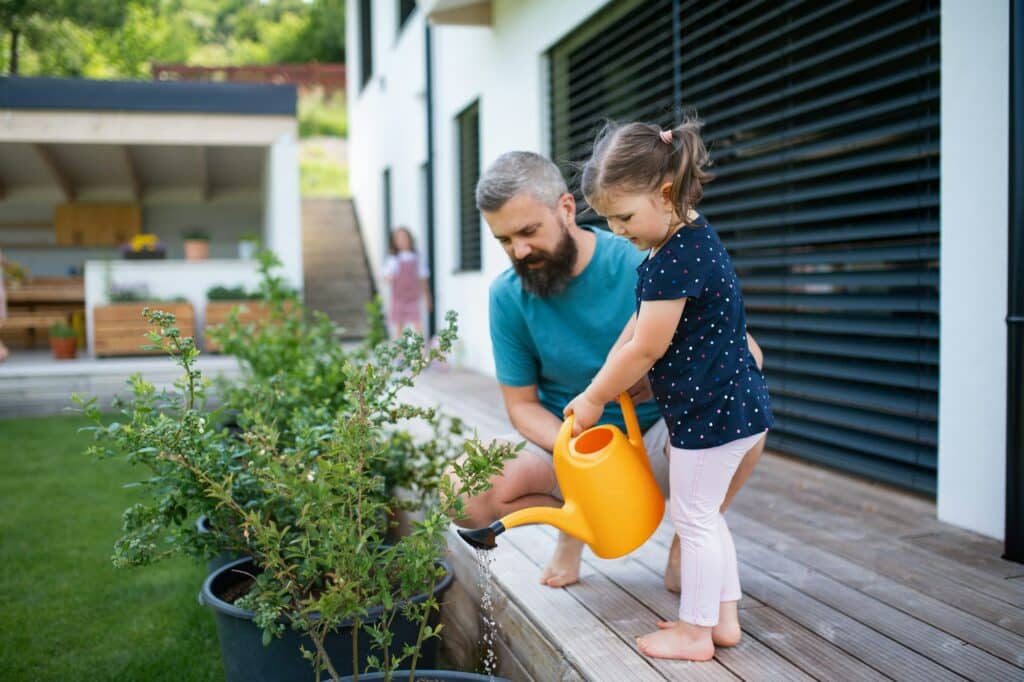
[617,392,643,448]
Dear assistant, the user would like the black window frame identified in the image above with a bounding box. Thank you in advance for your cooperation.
[359,0,374,90]
[456,99,482,272]
[398,0,417,33]
[382,167,392,252]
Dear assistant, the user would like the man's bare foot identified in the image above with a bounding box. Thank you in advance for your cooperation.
[664,534,680,593]
[540,532,584,587]
[637,620,714,661]
[656,601,741,647]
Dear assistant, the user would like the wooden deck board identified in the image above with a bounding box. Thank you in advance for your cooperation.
[508,525,739,681]
[728,512,1024,668]
[730,486,1024,634]
[408,369,1024,681]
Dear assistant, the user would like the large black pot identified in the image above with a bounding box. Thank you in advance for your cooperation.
[195,515,242,574]
[201,556,454,682]
[334,671,509,681]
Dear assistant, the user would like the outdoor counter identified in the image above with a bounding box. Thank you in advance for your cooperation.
[84,259,264,356]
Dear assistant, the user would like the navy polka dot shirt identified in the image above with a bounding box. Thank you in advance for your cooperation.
[635,214,773,449]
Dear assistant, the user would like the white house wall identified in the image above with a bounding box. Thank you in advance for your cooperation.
[938,0,1010,539]
[351,1,1014,537]
[263,134,304,292]
[433,0,613,373]
[347,0,429,294]
[349,0,613,371]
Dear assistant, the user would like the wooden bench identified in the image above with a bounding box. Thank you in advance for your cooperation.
[403,369,1024,681]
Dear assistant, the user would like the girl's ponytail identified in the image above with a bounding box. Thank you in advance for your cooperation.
[667,118,712,224]
[581,114,713,224]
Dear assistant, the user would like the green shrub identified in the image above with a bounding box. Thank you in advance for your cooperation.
[76,251,517,680]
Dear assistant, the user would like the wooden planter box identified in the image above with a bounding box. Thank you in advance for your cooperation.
[93,302,195,357]
[204,300,273,352]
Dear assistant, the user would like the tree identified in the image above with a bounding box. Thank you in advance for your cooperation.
[0,0,136,74]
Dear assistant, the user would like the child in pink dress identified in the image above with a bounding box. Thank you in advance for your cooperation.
[383,227,431,338]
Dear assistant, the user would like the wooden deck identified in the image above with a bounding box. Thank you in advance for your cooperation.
[403,369,1024,681]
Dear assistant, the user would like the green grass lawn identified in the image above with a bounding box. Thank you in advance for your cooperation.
[0,415,224,681]
[300,145,350,198]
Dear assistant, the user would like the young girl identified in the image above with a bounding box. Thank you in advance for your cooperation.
[565,118,773,661]
[383,227,431,338]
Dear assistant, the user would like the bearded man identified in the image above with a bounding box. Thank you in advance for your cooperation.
[448,151,763,590]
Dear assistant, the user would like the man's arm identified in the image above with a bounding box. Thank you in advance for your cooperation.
[500,383,564,453]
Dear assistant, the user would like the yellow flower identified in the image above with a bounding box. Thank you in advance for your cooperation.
[130,234,159,252]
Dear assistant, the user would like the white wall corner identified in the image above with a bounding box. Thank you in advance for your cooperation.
[264,134,304,296]
[937,0,1011,538]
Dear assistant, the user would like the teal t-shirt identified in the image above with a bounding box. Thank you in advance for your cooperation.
[488,226,661,433]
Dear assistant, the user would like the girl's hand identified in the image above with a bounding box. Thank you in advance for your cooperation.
[564,391,605,435]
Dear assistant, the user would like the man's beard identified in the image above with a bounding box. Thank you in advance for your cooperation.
[513,221,578,297]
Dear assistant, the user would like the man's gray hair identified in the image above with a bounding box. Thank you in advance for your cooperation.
[475,151,569,213]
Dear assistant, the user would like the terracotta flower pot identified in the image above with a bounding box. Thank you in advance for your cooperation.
[184,239,210,262]
[50,336,77,360]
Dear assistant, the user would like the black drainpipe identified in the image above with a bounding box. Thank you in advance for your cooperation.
[1006,0,1024,563]
[424,21,438,338]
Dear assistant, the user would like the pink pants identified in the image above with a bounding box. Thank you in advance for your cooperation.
[669,430,766,626]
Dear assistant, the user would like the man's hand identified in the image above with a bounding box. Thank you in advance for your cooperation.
[627,375,653,403]
[564,391,605,435]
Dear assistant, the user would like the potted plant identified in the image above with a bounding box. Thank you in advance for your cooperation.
[184,228,211,261]
[238,233,261,260]
[121,234,167,260]
[49,322,77,360]
[77,253,516,682]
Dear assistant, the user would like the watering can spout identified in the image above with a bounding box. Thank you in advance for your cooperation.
[457,521,505,551]
[457,504,593,551]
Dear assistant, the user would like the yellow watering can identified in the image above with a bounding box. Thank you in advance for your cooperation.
[458,393,664,559]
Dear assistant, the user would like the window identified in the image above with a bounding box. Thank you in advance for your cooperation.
[398,0,417,31]
[382,167,392,250]
[359,0,373,89]
[456,100,481,272]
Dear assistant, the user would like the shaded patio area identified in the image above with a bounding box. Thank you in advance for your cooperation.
[404,369,1024,681]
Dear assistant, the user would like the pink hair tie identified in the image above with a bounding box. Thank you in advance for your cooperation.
[659,129,673,144]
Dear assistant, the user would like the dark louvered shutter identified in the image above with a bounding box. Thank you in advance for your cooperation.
[550,0,940,495]
[458,100,482,271]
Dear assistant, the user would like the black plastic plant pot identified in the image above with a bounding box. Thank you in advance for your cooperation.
[333,671,510,681]
[200,556,454,682]
[195,516,242,574]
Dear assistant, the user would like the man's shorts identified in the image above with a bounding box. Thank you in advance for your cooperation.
[495,419,672,500]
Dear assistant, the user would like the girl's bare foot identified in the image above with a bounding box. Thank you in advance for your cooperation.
[540,532,583,587]
[664,534,681,593]
[637,620,714,661]
[657,601,741,647]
